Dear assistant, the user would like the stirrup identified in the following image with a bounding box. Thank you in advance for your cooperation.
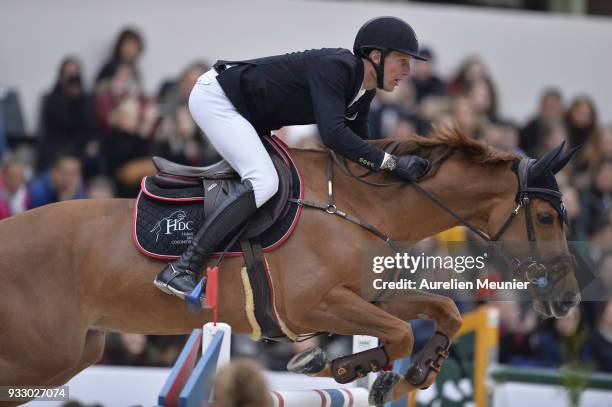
[154,265,196,299]
[185,277,207,314]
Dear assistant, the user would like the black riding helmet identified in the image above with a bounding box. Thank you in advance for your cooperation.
[354,16,428,89]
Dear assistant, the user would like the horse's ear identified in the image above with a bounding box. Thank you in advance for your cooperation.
[529,141,565,179]
[550,144,583,174]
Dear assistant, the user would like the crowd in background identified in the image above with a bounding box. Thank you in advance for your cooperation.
[1,27,612,380]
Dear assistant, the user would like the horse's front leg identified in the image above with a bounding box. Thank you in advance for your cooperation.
[285,285,421,403]
[377,289,462,344]
[372,290,462,402]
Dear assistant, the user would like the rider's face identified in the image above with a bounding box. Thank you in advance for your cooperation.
[382,51,412,91]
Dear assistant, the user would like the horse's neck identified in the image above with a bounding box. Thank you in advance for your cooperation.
[343,158,515,242]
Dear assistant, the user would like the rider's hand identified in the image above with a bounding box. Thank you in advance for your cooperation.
[389,154,429,182]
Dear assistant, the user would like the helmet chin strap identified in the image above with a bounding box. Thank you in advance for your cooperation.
[365,49,388,89]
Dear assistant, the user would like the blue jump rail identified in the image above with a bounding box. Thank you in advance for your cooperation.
[158,328,225,407]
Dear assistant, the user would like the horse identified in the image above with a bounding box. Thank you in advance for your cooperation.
[0,127,580,405]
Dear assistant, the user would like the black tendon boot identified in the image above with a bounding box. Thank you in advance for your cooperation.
[154,180,257,303]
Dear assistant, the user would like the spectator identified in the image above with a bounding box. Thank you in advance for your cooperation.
[410,47,446,103]
[491,301,537,365]
[85,176,115,199]
[147,335,188,367]
[452,96,482,139]
[96,27,145,87]
[38,57,96,170]
[565,96,597,148]
[562,186,588,242]
[583,253,612,303]
[520,89,564,157]
[0,181,7,219]
[579,159,612,230]
[0,159,28,218]
[537,121,568,158]
[483,120,523,155]
[586,216,612,266]
[101,333,156,367]
[0,101,4,159]
[157,61,208,105]
[28,156,85,209]
[213,359,272,407]
[0,85,27,140]
[598,125,612,159]
[104,98,154,197]
[391,117,417,139]
[585,301,612,372]
[95,63,155,133]
[154,61,220,165]
[527,307,585,368]
[466,77,498,121]
[574,124,612,176]
[448,56,489,96]
[369,79,426,138]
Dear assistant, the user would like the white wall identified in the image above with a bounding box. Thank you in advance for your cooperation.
[1,0,612,134]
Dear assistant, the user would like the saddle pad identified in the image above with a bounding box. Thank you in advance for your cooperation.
[133,135,303,260]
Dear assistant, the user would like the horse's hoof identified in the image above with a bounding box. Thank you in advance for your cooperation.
[369,371,402,406]
[287,346,327,375]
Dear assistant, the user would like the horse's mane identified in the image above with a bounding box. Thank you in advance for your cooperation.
[370,125,519,177]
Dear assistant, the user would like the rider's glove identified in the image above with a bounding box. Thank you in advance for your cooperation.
[380,152,429,182]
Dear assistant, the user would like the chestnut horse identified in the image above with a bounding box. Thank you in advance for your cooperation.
[0,127,580,405]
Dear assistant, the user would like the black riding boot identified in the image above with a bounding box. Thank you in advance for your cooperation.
[154,180,257,300]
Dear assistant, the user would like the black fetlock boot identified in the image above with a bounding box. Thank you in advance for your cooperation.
[154,180,257,303]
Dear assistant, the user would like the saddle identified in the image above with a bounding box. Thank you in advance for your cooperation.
[134,135,302,258]
[133,135,303,341]
[146,151,291,242]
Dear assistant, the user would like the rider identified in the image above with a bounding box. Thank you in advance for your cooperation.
[154,16,430,303]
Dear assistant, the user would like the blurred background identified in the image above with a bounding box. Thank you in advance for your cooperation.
[2,0,611,406]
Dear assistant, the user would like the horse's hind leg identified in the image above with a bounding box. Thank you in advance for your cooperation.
[285,285,418,401]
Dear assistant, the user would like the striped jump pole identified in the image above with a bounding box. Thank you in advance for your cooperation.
[270,388,369,407]
[158,323,373,406]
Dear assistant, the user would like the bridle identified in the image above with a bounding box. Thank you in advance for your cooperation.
[290,145,576,293]
[486,159,576,292]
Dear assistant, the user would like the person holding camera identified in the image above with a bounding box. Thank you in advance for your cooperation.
[38,57,96,170]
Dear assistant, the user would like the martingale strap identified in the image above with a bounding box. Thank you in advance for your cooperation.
[289,154,402,252]
[240,237,286,340]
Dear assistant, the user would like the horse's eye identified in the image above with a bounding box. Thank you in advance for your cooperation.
[537,212,554,225]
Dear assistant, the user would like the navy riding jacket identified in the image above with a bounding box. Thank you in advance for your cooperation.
[214,48,384,170]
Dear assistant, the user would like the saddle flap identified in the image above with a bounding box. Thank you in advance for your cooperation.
[242,154,293,239]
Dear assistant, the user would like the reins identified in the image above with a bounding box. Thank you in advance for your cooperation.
[290,145,574,291]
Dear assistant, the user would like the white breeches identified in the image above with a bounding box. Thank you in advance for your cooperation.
[188,69,279,208]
